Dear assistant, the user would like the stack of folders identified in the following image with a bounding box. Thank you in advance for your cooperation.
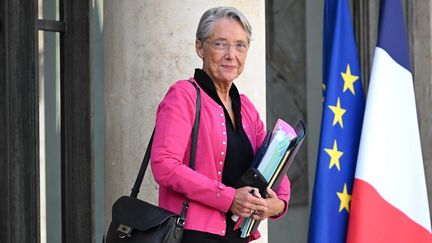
[237,119,306,238]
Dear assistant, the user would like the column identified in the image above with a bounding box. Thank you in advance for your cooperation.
[411,0,432,218]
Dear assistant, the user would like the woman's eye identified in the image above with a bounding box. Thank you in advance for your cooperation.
[214,42,225,47]
[236,43,246,48]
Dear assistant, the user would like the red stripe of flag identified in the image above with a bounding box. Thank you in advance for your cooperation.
[347,179,432,243]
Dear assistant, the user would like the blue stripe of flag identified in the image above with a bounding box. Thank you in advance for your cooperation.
[377,0,410,71]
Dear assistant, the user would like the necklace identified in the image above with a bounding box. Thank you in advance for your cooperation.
[226,96,233,112]
[226,96,236,127]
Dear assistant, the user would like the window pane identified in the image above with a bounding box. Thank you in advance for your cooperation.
[38,16,61,243]
[39,0,61,240]
[39,0,59,21]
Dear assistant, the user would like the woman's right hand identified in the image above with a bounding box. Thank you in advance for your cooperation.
[229,186,268,218]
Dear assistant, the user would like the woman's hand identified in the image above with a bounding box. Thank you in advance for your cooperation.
[229,186,268,218]
[250,187,285,221]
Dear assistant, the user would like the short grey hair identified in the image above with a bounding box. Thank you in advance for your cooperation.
[196,6,252,43]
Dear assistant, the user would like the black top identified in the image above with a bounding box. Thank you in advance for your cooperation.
[181,69,254,243]
[193,69,254,187]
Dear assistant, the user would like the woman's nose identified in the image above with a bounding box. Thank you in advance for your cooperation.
[224,46,237,59]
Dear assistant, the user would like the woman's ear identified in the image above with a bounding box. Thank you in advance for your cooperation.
[195,39,204,59]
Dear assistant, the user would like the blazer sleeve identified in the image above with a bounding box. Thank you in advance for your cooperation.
[151,81,235,213]
[271,175,290,219]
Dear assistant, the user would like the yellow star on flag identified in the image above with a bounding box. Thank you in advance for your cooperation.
[328,97,346,128]
[341,64,359,95]
[337,183,352,213]
[324,140,343,171]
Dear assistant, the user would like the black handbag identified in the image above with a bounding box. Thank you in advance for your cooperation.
[105,81,201,243]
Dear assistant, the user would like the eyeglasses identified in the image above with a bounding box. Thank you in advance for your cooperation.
[205,40,249,53]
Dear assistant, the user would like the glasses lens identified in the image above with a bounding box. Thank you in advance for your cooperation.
[235,43,248,52]
[207,41,248,53]
[213,41,227,50]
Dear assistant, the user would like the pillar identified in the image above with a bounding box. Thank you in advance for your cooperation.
[410,0,432,219]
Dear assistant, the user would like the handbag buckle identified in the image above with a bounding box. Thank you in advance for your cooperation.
[176,217,186,228]
[177,201,188,228]
[117,224,132,238]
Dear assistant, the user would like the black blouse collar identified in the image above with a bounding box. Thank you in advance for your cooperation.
[193,69,242,128]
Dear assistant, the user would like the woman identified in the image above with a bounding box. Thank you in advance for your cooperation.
[151,6,290,242]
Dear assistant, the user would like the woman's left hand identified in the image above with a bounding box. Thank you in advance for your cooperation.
[250,187,285,221]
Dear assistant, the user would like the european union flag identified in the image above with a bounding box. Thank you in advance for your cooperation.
[308,0,365,243]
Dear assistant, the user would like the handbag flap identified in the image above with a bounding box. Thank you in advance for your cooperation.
[111,196,178,231]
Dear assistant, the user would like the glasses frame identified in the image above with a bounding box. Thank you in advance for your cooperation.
[204,40,250,54]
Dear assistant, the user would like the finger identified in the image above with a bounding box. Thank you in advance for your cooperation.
[248,194,268,206]
[266,187,277,198]
[239,187,256,199]
[248,188,263,199]
[243,208,254,217]
[234,188,255,205]
[246,203,267,213]
[246,201,267,212]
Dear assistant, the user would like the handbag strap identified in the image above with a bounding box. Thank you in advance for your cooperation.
[130,80,201,198]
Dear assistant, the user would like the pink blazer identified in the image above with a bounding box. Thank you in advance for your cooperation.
[151,79,290,240]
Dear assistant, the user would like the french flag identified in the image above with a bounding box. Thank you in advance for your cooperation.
[346,0,432,242]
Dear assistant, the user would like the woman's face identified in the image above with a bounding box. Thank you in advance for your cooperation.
[196,18,249,84]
